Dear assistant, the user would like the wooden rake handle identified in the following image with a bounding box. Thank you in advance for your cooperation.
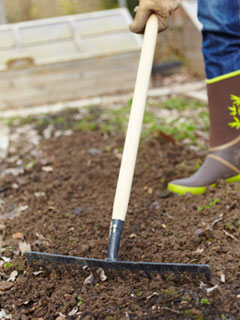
[112,15,159,221]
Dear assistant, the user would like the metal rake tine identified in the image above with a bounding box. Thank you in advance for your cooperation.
[204,269,211,282]
[143,269,152,280]
[115,269,124,280]
[52,263,63,276]
[39,260,51,273]
[191,273,197,281]
[77,266,87,277]
[26,254,34,267]
[174,267,182,282]
[160,271,166,280]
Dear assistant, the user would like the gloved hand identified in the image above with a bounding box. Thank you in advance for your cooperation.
[129,0,181,34]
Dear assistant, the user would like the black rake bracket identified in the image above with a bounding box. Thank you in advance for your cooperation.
[26,251,211,281]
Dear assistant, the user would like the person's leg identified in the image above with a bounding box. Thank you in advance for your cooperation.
[168,0,240,195]
[199,0,240,79]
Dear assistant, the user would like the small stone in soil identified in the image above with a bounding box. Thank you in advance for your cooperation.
[0,281,14,291]
[71,206,87,216]
[88,148,101,155]
[4,167,24,176]
[41,166,54,172]
[149,201,161,210]
[79,244,89,253]
[34,192,46,198]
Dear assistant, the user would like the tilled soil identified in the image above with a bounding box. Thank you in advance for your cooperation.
[0,129,240,319]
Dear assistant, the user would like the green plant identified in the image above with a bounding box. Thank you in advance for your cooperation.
[14,260,27,272]
[165,288,177,295]
[197,198,221,211]
[205,198,220,208]
[24,158,37,169]
[221,314,231,320]
[77,296,83,307]
[136,290,143,297]
[4,262,13,268]
[73,119,97,131]
[200,297,210,305]
[161,98,206,111]
[184,309,204,320]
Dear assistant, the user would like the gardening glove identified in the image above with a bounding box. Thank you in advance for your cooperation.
[129,0,181,34]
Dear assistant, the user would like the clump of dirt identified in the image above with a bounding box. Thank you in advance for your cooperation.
[0,129,239,319]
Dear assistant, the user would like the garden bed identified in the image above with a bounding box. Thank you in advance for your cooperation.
[0,104,239,319]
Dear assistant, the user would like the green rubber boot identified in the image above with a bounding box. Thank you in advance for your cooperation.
[168,71,240,195]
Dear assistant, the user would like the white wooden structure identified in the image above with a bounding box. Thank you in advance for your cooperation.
[182,0,202,31]
[0,0,7,24]
[0,8,142,110]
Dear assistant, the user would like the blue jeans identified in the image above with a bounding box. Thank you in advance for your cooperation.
[198,0,240,79]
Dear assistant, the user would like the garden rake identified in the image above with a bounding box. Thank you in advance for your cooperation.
[26,15,211,280]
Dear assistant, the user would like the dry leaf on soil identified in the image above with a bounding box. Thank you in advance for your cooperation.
[200,282,220,296]
[223,230,237,240]
[0,309,12,319]
[97,268,107,282]
[68,307,78,316]
[12,232,24,240]
[33,271,43,276]
[19,241,31,254]
[7,271,18,282]
[83,273,95,285]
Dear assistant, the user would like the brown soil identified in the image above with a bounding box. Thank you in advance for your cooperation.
[0,129,240,320]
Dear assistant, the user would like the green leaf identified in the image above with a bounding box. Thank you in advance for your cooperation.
[4,262,13,268]
[77,296,83,306]
[233,116,240,123]
[200,297,210,305]
[231,95,240,106]
[228,115,240,129]
[228,105,237,116]
[228,122,237,128]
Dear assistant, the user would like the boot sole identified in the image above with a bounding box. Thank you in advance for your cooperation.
[168,175,240,195]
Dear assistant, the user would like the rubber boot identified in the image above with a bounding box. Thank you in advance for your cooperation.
[168,71,240,195]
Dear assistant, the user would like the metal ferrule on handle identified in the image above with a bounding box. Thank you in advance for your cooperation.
[112,15,159,222]
[107,219,124,261]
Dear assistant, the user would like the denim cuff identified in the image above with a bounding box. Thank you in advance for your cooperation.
[206,70,240,84]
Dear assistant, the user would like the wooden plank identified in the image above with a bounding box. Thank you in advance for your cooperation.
[0,81,206,119]
[0,29,15,48]
[75,13,128,36]
[0,121,9,161]
[20,22,73,45]
[0,52,140,110]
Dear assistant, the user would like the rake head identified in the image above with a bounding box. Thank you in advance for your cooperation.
[26,251,211,281]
